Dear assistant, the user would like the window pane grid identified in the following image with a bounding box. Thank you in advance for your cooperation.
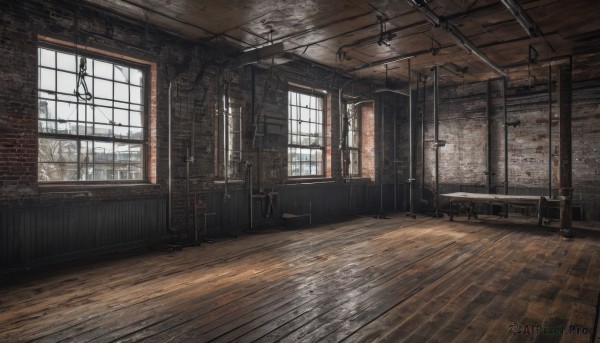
[344,103,361,177]
[37,46,146,182]
[288,89,324,177]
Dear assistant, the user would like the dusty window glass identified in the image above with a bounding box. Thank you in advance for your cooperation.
[288,89,324,177]
[37,46,146,182]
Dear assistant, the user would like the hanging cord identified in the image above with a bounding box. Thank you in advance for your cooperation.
[72,0,92,101]
[75,57,93,101]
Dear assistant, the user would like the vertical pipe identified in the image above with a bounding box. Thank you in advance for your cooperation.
[186,145,190,232]
[548,61,552,197]
[558,62,573,237]
[408,59,414,217]
[433,65,439,216]
[486,79,492,194]
[223,80,230,199]
[421,75,426,197]
[503,77,508,195]
[393,92,397,211]
[414,73,420,202]
[379,93,385,217]
[168,82,172,231]
[239,104,243,163]
[248,164,253,230]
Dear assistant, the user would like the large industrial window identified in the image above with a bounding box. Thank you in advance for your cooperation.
[37,45,146,182]
[288,89,324,177]
[342,103,361,177]
[216,81,243,180]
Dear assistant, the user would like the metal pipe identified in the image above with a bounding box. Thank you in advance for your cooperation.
[421,75,426,197]
[223,79,230,200]
[558,62,573,237]
[185,145,190,232]
[486,79,492,194]
[548,61,552,197]
[500,0,541,38]
[239,104,242,163]
[433,65,439,216]
[393,92,397,212]
[408,58,414,218]
[168,82,172,231]
[407,0,506,77]
[503,77,508,195]
[414,73,419,203]
[378,93,386,218]
[347,53,418,74]
[339,88,346,178]
[248,163,253,230]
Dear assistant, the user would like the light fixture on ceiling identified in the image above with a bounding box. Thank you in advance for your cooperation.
[376,15,397,47]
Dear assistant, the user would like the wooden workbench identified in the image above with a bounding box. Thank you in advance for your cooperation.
[440,192,545,224]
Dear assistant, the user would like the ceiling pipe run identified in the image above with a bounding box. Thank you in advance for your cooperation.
[347,52,421,75]
[407,0,506,77]
[500,0,541,38]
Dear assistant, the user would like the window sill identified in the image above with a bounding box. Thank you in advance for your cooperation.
[213,180,244,185]
[285,177,335,185]
[38,182,160,193]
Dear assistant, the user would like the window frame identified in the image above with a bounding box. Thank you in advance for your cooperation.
[36,42,149,184]
[287,87,326,178]
[344,102,361,177]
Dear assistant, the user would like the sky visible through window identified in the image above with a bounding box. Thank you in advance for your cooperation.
[37,46,145,182]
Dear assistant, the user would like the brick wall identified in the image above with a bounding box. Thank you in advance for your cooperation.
[0,0,390,254]
[414,55,600,219]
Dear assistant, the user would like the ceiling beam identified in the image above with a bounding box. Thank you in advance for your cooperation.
[345,50,428,73]
[229,43,285,68]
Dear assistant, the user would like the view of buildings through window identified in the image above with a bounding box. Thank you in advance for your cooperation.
[346,103,360,176]
[37,46,145,182]
[287,89,324,177]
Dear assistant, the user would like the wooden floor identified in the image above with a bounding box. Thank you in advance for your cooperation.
[1,214,600,342]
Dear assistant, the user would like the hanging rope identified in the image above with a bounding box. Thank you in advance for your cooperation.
[72,0,92,101]
[75,57,93,101]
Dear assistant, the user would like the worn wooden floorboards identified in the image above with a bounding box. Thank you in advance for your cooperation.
[1,214,599,342]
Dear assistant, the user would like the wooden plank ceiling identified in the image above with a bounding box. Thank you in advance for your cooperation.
[85,0,600,86]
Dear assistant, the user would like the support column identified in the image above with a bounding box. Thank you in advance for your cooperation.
[408,59,415,218]
[503,77,508,196]
[433,65,440,217]
[558,63,573,238]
